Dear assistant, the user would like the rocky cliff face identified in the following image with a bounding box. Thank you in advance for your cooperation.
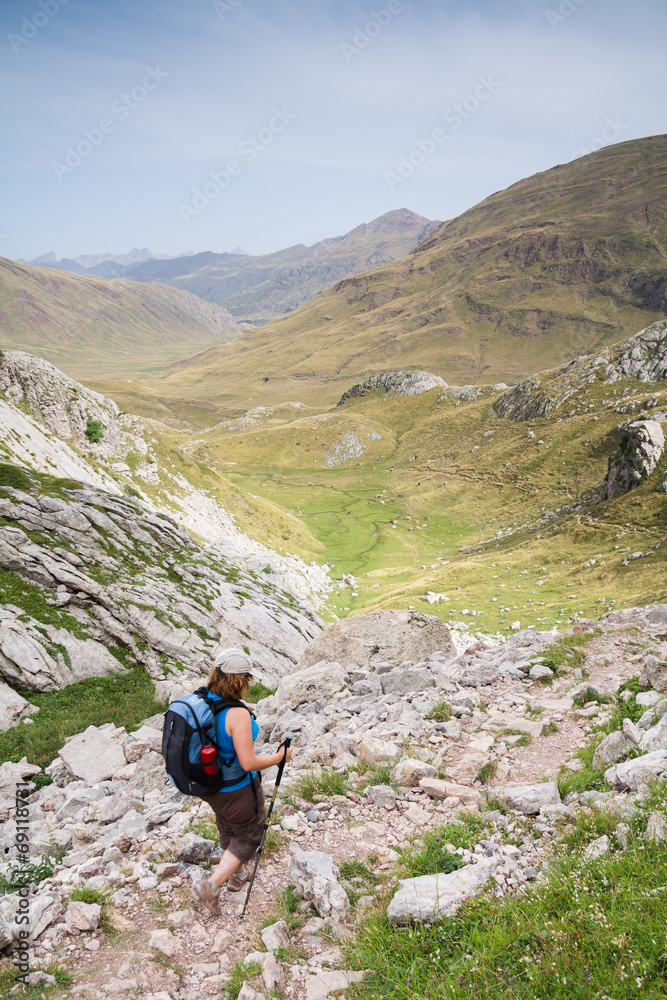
[606,420,666,499]
[0,468,322,729]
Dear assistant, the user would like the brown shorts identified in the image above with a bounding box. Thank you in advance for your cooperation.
[200,775,266,864]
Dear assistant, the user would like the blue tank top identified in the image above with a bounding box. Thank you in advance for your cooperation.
[210,698,259,792]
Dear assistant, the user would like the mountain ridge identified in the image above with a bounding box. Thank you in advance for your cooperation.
[150,135,667,411]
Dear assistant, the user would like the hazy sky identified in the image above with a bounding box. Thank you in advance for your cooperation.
[2,0,666,261]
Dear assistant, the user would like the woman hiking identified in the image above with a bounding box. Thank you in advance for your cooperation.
[192,647,292,915]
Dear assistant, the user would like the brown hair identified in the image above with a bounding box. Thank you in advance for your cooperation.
[207,667,253,702]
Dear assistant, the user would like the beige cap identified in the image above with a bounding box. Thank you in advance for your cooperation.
[214,647,258,677]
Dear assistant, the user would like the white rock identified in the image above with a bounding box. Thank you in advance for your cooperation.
[644,810,667,843]
[304,969,365,1000]
[359,735,401,766]
[639,717,667,753]
[297,609,455,670]
[605,749,667,790]
[390,758,438,788]
[387,860,497,925]
[261,919,290,953]
[278,661,348,710]
[494,780,560,815]
[419,778,480,802]
[290,850,350,922]
[0,679,39,732]
[58,725,126,784]
[583,835,610,860]
[66,900,101,932]
[149,928,182,957]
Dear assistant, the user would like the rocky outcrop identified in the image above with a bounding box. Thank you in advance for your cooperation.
[494,320,667,422]
[605,420,665,499]
[0,471,322,716]
[0,350,121,458]
[338,370,446,404]
[296,610,455,670]
[387,860,497,925]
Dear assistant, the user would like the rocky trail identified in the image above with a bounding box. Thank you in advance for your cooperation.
[2,604,667,998]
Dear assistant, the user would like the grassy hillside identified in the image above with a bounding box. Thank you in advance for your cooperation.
[151,136,667,412]
[182,323,667,631]
[0,257,238,382]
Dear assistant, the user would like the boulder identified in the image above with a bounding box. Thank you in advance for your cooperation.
[591,730,631,771]
[358,735,401,767]
[244,951,285,992]
[278,661,348,710]
[58,725,126,784]
[639,716,667,753]
[380,669,435,696]
[66,900,101,932]
[176,833,215,864]
[641,654,667,693]
[494,780,561,815]
[149,928,182,957]
[419,778,480,802]
[261,919,290,953]
[644,811,667,843]
[0,680,39,732]
[303,970,365,1000]
[125,749,169,795]
[290,850,350,922]
[390,758,438,788]
[31,891,64,940]
[368,785,397,807]
[605,749,667,791]
[297,610,455,671]
[583,835,610,860]
[387,860,497,925]
[606,420,665,500]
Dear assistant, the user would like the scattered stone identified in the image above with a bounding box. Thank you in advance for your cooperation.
[304,969,365,1000]
[390,758,438,788]
[58,725,126,784]
[584,835,610,860]
[494,780,561,815]
[368,784,397,807]
[644,811,667,843]
[261,918,290,953]
[176,832,215,864]
[290,850,350,922]
[592,730,631,770]
[66,900,101,932]
[359,734,401,766]
[387,860,497,925]
[419,778,480,802]
[149,928,182,957]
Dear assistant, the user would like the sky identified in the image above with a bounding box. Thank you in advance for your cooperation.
[1,0,666,262]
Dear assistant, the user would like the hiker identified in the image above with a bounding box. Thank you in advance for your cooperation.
[192,647,293,915]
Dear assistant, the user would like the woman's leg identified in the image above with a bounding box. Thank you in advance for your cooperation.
[210,848,245,888]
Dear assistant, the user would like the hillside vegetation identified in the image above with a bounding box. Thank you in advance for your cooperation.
[0,257,238,382]
[182,322,667,631]
[151,135,667,411]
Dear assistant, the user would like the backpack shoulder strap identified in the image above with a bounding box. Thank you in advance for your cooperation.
[195,689,256,720]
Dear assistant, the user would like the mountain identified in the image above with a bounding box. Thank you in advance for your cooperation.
[151,136,667,411]
[21,210,440,325]
[0,257,239,382]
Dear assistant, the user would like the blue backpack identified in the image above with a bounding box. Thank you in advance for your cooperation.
[162,687,254,797]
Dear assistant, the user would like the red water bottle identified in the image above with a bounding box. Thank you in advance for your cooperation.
[201,744,218,784]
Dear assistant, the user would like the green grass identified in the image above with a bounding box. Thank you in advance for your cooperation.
[294,768,350,802]
[0,961,72,998]
[396,817,486,879]
[0,662,166,769]
[572,686,613,708]
[426,701,452,723]
[344,787,667,999]
[246,682,277,703]
[0,854,58,894]
[475,761,498,785]
[223,960,262,999]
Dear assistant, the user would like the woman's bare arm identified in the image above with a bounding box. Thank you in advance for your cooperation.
[226,707,293,772]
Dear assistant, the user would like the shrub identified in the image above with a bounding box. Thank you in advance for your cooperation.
[426,700,452,722]
[85,417,105,443]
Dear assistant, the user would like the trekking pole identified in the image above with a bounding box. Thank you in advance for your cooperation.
[241,737,292,919]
